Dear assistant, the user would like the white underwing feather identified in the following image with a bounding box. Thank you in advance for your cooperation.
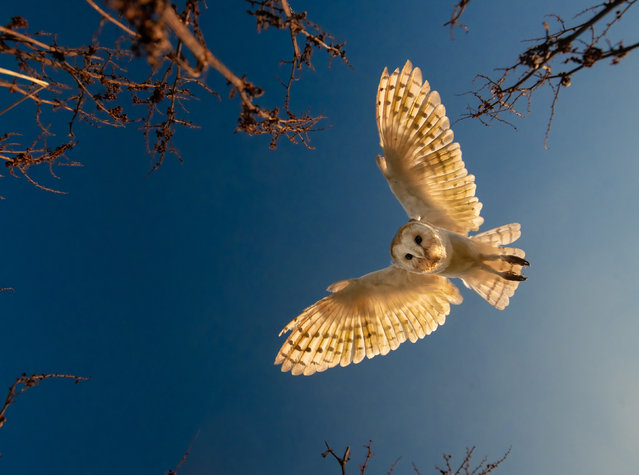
[376,60,484,234]
[275,266,462,375]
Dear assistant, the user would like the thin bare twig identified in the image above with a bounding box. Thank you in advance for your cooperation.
[0,66,49,87]
[322,441,351,475]
[444,0,472,38]
[167,430,200,475]
[460,0,638,146]
[387,457,402,474]
[0,373,89,432]
[1,1,350,193]
[434,446,511,475]
[85,0,139,37]
[360,440,374,474]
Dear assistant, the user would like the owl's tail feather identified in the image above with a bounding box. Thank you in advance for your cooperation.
[464,223,528,310]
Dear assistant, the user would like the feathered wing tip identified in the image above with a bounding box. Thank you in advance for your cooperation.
[274,269,462,376]
[377,60,438,153]
[472,223,521,246]
[466,223,528,310]
[463,270,522,310]
[375,61,484,234]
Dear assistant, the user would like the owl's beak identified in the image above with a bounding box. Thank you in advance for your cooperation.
[412,246,427,259]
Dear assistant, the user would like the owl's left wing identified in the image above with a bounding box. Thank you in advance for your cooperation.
[376,60,484,234]
[275,266,462,376]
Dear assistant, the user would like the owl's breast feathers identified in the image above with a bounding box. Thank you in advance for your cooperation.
[436,230,481,278]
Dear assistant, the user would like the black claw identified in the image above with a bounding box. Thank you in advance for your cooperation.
[500,271,527,282]
[500,255,530,267]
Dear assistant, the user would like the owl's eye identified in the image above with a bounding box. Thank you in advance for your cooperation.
[405,253,413,260]
[415,235,422,244]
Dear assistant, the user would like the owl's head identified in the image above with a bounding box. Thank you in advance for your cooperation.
[390,220,447,273]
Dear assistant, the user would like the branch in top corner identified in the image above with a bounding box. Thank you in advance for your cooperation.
[460,0,638,147]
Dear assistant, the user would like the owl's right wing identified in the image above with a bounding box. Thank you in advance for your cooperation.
[274,266,462,376]
[376,60,484,234]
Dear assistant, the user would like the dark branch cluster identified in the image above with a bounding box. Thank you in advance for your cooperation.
[247,0,349,111]
[109,0,350,150]
[0,5,208,190]
[461,0,638,145]
[240,0,351,148]
[435,446,511,475]
[322,440,510,474]
[0,1,349,193]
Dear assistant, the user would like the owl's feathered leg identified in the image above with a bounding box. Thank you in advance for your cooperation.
[463,222,529,309]
[479,262,528,282]
[482,253,530,267]
[480,253,530,282]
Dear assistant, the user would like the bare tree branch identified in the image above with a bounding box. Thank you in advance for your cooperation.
[387,457,402,474]
[359,440,374,474]
[323,440,509,474]
[0,1,350,193]
[111,0,350,150]
[0,373,89,442]
[459,0,638,147]
[166,430,199,475]
[322,440,351,475]
[434,446,511,475]
[444,0,472,38]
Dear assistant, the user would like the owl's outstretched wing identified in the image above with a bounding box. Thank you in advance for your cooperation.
[274,266,462,376]
[376,60,484,235]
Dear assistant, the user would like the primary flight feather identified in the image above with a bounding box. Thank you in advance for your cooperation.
[275,60,529,376]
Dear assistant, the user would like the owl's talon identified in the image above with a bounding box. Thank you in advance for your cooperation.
[500,255,530,267]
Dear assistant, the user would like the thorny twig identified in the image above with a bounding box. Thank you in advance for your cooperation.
[460,0,639,147]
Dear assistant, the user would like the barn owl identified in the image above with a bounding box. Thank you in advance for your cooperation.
[274,60,528,376]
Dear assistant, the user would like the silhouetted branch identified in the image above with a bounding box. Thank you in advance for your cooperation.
[435,445,511,475]
[445,0,472,38]
[0,373,89,436]
[247,0,350,115]
[360,440,374,474]
[111,0,350,150]
[166,431,199,475]
[460,0,638,147]
[1,1,350,193]
[322,440,351,475]
[387,457,402,474]
[322,440,509,474]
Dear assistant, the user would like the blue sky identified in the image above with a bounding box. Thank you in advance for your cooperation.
[2,1,639,473]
